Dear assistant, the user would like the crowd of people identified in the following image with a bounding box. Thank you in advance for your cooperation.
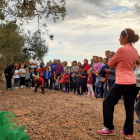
[3,28,140,139]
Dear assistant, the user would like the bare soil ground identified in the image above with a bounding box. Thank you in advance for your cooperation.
[0,86,140,140]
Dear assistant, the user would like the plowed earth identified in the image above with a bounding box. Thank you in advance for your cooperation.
[0,87,140,140]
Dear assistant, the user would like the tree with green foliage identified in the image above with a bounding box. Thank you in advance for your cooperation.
[0,21,48,74]
[0,0,66,39]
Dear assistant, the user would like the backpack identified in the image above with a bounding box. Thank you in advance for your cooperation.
[60,77,65,84]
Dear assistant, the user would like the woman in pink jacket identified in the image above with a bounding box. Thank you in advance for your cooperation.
[98,29,139,139]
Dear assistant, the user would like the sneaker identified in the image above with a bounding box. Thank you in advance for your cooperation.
[77,93,81,95]
[67,91,69,93]
[73,92,75,94]
[10,88,14,90]
[136,120,140,124]
[23,86,26,88]
[14,87,18,89]
[98,127,115,135]
[7,88,11,91]
[120,130,132,139]
[20,86,23,89]
[80,93,83,96]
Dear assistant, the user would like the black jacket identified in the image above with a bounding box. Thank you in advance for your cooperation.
[4,65,15,76]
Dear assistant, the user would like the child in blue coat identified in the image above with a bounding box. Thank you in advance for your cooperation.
[44,67,51,89]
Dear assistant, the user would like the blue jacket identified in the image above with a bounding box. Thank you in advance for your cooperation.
[44,71,50,79]
[95,76,102,87]
[51,63,57,74]
[100,64,109,78]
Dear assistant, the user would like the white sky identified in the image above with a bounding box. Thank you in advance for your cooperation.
[24,0,140,65]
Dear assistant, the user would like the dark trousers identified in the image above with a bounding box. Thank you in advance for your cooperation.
[50,75,54,89]
[25,80,30,87]
[40,76,44,79]
[70,76,73,90]
[109,79,115,89]
[103,84,136,135]
[65,83,69,92]
[72,77,77,92]
[30,80,35,87]
[92,74,96,91]
[20,77,25,85]
[44,79,49,88]
[14,78,19,87]
[77,81,85,94]
[5,74,12,89]
[35,84,44,92]
[84,76,88,92]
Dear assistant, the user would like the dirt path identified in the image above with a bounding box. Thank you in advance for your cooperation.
[0,88,140,140]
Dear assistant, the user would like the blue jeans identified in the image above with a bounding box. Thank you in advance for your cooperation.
[14,78,19,87]
[95,87,102,98]
[103,82,108,98]
[109,79,115,89]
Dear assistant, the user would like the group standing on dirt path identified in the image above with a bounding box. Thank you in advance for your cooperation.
[4,28,140,139]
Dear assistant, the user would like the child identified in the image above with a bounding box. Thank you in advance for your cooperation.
[19,64,26,88]
[13,67,19,89]
[53,76,61,90]
[30,68,35,89]
[86,70,94,99]
[34,76,45,94]
[60,74,66,92]
[76,66,86,95]
[94,71,102,99]
[63,69,70,93]
[37,64,46,79]
[43,67,50,89]
[25,68,30,87]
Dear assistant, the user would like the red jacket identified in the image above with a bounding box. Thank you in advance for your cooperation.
[35,77,44,85]
[83,63,90,73]
[37,67,46,76]
[63,73,70,83]
[87,75,93,85]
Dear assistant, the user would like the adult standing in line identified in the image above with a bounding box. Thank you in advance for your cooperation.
[4,62,19,91]
[29,55,38,75]
[99,57,105,69]
[98,29,139,140]
[83,59,90,93]
[54,59,64,90]
[105,52,116,89]
[71,61,79,94]
[100,58,109,98]
[38,60,45,69]
[23,61,27,69]
[90,59,94,68]
[91,56,101,91]
[49,59,57,90]
[134,56,140,128]
[105,50,110,61]
[70,61,74,91]
[78,62,81,67]
[63,61,70,73]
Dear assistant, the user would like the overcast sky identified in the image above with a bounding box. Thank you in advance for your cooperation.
[25,0,140,65]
